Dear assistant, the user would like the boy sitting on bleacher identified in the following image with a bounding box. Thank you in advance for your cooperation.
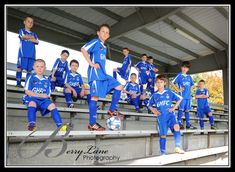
[195,80,217,130]
[22,59,67,131]
[148,74,184,155]
[63,59,91,108]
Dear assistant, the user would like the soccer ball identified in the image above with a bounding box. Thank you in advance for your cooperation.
[146,90,152,98]
[120,92,127,101]
[106,116,121,130]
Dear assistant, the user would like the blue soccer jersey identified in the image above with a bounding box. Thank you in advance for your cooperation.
[148,89,183,115]
[172,72,194,99]
[51,58,69,78]
[118,55,132,80]
[148,63,158,78]
[64,70,83,88]
[82,38,108,83]
[24,74,51,98]
[124,82,141,99]
[196,88,210,109]
[18,28,38,58]
[135,61,150,84]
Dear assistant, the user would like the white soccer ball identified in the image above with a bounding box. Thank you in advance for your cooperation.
[146,90,152,98]
[120,92,127,101]
[106,116,121,130]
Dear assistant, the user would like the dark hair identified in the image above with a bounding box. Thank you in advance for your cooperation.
[141,54,147,58]
[34,59,46,65]
[147,56,153,60]
[61,50,70,56]
[70,59,79,66]
[130,73,137,77]
[123,47,129,51]
[181,61,191,68]
[156,74,167,82]
[97,23,110,32]
[199,79,205,83]
[24,16,33,21]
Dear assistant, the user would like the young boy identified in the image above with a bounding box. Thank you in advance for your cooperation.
[148,74,184,155]
[22,59,67,131]
[170,61,197,130]
[146,56,158,95]
[48,50,70,92]
[123,73,149,113]
[63,59,91,108]
[81,24,124,131]
[16,16,39,88]
[195,80,217,130]
[113,47,132,85]
[134,54,151,94]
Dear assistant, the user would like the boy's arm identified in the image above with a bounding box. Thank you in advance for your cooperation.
[81,48,100,69]
[170,98,182,112]
[169,82,182,92]
[28,38,39,44]
[25,90,49,98]
[64,83,76,93]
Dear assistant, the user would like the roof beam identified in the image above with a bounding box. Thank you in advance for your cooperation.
[90,7,123,21]
[109,7,181,41]
[139,28,201,59]
[163,18,219,53]
[119,36,182,64]
[215,7,228,19]
[39,7,98,31]
[175,11,227,48]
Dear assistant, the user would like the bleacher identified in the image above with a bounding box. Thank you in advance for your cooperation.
[6,63,229,165]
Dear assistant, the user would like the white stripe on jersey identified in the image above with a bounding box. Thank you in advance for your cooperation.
[173,91,183,100]
[82,40,98,51]
[24,75,32,90]
[53,59,60,70]
[64,73,68,83]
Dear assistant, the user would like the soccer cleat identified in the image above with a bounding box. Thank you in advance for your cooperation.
[136,109,143,113]
[175,147,185,154]
[16,84,24,88]
[186,125,197,130]
[179,125,185,130]
[68,104,74,108]
[211,125,217,130]
[27,123,36,131]
[107,109,125,119]
[88,123,105,131]
[59,125,68,132]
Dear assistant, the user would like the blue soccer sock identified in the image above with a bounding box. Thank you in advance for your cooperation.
[160,137,166,154]
[16,71,22,85]
[113,71,117,79]
[109,89,121,112]
[27,106,36,123]
[86,94,91,105]
[143,98,150,112]
[174,131,181,148]
[50,80,56,92]
[64,92,72,107]
[89,100,97,125]
[140,85,144,95]
[177,110,183,126]
[51,108,62,127]
[209,116,214,126]
[199,119,204,129]
[132,97,140,110]
[185,111,191,127]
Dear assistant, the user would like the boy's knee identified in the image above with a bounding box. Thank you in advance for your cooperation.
[208,112,212,116]
[160,135,166,138]
[28,101,36,107]
[65,88,72,93]
[174,124,180,131]
[91,96,99,101]
[17,68,22,72]
[48,103,56,110]
[115,85,123,90]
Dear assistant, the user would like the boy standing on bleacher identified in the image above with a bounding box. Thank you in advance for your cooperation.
[146,56,158,95]
[81,24,124,131]
[23,59,67,131]
[148,74,184,155]
[63,59,91,108]
[195,80,217,130]
[48,50,70,92]
[16,16,39,88]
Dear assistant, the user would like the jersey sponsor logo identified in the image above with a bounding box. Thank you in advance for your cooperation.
[32,87,47,94]
[69,82,81,87]
[156,100,170,107]
[182,81,191,86]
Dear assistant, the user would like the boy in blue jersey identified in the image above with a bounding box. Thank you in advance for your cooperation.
[170,61,197,130]
[81,24,124,131]
[22,59,67,131]
[134,54,151,94]
[16,16,39,88]
[63,59,91,108]
[113,47,132,85]
[123,73,150,113]
[48,50,70,92]
[195,80,217,130]
[148,74,184,155]
[146,56,158,95]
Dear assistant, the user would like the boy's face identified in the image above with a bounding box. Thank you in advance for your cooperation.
[33,61,46,75]
[61,53,69,61]
[148,58,153,64]
[181,66,189,74]
[130,75,136,83]
[122,49,129,57]
[156,79,166,89]
[24,17,34,29]
[70,62,79,73]
[97,26,110,42]
[198,82,205,89]
[141,55,147,62]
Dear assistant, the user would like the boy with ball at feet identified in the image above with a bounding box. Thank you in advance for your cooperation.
[148,74,184,155]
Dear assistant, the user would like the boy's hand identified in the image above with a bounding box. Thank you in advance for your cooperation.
[168,107,176,112]
[131,94,137,98]
[80,90,85,97]
[51,76,56,81]
[91,63,100,69]
[178,87,184,92]
[153,68,158,73]
[40,94,50,98]
[153,109,161,116]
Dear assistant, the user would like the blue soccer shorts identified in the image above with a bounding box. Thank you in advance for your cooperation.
[179,99,192,112]
[138,73,151,85]
[17,57,35,71]
[63,86,83,100]
[89,75,121,98]
[126,95,141,105]
[157,112,179,136]
[22,95,52,116]
[48,75,65,87]
[197,106,212,118]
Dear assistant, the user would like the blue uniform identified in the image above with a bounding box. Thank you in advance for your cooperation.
[23,74,52,116]
[82,38,120,98]
[148,89,183,136]
[172,72,194,111]
[48,58,69,89]
[116,55,132,80]
[196,88,211,118]
[146,63,158,94]
[124,82,141,108]
[135,61,150,85]
[17,28,38,71]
